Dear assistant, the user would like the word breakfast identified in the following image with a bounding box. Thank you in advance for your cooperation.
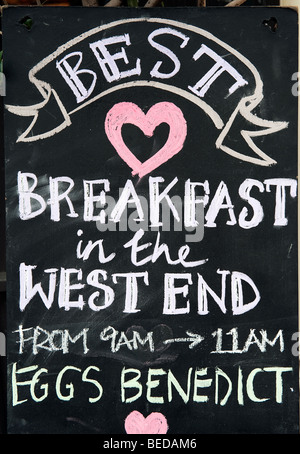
[18,173,297,229]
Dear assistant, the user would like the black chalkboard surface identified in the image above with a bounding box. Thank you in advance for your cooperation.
[4,6,299,434]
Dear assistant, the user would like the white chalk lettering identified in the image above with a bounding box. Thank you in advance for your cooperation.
[212,328,284,354]
[264,178,297,226]
[148,27,189,79]
[83,179,110,222]
[188,44,248,98]
[17,173,297,229]
[120,365,293,405]
[18,263,260,315]
[112,272,149,313]
[99,325,154,353]
[89,34,141,83]
[56,51,97,103]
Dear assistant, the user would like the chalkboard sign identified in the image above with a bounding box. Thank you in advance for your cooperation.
[4,6,299,434]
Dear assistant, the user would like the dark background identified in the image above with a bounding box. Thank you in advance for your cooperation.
[0,0,296,436]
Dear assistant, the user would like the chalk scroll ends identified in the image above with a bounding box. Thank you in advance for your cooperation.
[6,17,288,167]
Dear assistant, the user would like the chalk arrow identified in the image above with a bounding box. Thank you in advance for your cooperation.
[164,331,204,350]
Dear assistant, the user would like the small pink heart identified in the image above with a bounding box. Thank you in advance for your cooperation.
[105,102,187,178]
[125,411,168,434]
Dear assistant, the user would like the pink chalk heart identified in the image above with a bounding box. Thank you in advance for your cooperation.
[105,102,187,178]
[125,411,168,434]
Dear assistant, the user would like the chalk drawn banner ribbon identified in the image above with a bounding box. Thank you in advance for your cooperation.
[6,17,288,167]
